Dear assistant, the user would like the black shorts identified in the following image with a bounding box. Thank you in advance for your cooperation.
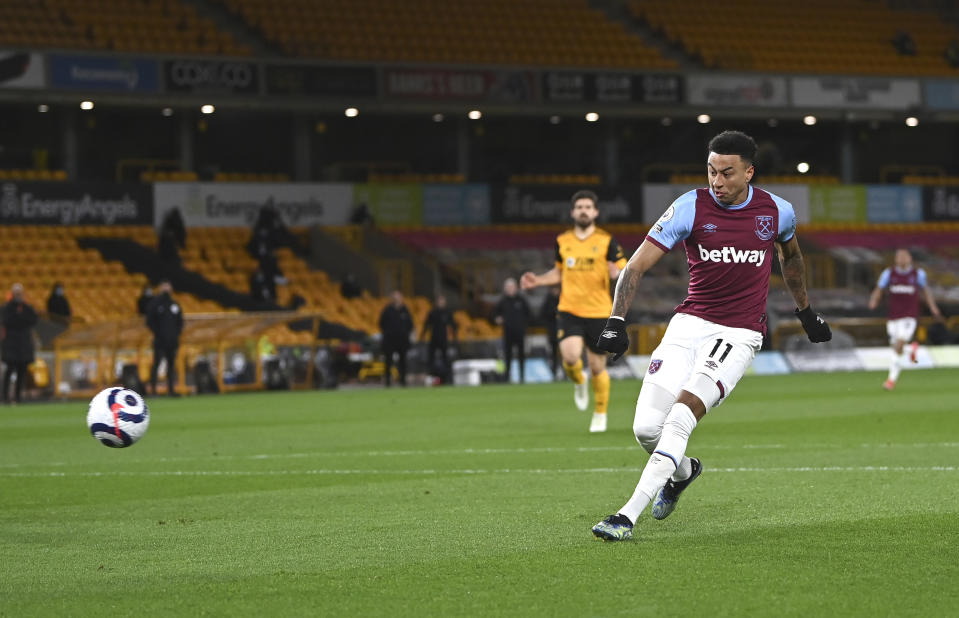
[557,311,608,353]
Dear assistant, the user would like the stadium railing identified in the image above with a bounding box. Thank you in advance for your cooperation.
[53,312,324,399]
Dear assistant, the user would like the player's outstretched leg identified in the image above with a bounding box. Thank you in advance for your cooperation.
[591,513,633,541]
[651,457,702,520]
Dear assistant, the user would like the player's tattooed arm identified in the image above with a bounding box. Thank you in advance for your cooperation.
[777,236,809,310]
[611,240,666,319]
[611,267,641,318]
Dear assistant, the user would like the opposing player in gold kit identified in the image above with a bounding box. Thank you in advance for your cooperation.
[521,190,627,433]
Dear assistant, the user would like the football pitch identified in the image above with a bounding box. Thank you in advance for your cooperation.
[2,369,957,617]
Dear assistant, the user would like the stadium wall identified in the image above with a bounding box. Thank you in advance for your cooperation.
[1,180,958,227]
[455,345,959,385]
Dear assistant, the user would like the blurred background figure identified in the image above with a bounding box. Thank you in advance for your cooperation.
[379,290,413,387]
[340,273,362,299]
[492,278,530,383]
[137,283,154,316]
[249,266,277,305]
[145,280,184,397]
[539,286,561,378]
[45,281,71,324]
[2,283,38,404]
[421,294,457,383]
[868,249,944,391]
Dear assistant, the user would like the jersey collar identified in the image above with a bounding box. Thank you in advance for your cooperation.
[709,185,753,210]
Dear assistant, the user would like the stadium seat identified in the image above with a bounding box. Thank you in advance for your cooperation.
[210,0,675,67]
[629,0,959,75]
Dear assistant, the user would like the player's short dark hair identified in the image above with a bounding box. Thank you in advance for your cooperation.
[708,131,758,165]
[571,190,599,209]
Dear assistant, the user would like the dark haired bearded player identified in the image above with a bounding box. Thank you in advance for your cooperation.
[591,130,832,541]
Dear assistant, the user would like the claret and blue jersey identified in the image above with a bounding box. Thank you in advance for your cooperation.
[646,185,797,334]
[877,266,926,320]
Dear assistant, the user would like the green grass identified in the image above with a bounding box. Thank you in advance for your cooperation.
[2,369,957,617]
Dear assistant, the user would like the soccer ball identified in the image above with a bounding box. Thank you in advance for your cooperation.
[87,387,150,448]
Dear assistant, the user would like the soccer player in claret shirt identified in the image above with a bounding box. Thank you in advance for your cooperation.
[868,248,943,391]
[590,130,833,541]
[521,190,628,433]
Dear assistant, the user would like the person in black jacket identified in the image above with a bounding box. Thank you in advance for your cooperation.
[2,283,38,404]
[46,281,71,323]
[136,283,154,315]
[492,278,531,383]
[378,290,414,387]
[539,285,561,377]
[146,280,184,396]
[420,294,457,380]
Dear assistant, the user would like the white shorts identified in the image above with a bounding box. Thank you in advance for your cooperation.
[642,313,762,407]
[886,317,917,344]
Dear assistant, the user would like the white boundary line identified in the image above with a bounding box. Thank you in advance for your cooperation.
[0,465,956,478]
[3,441,958,469]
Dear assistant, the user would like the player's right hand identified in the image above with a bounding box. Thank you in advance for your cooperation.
[520,272,537,290]
[596,317,629,362]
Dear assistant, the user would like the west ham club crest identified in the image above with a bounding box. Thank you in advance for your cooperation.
[648,359,663,374]
[754,215,775,241]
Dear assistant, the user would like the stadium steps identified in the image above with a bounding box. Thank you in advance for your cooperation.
[77,236,365,341]
[588,0,702,69]
[185,0,282,56]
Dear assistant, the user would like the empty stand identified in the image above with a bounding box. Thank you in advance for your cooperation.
[631,0,959,75]
[0,225,153,323]
[0,0,249,56]
[181,227,496,339]
[0,169,68,181]
[214,0,676,67]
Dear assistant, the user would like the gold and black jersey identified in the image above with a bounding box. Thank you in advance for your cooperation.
[554,228,628,318]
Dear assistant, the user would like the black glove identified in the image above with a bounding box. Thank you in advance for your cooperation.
[596,317,629,362]
[795,306,832,343]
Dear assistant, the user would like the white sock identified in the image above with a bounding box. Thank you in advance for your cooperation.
[672,456,693,482]
[618,403,698,523]
[888,349,906,382]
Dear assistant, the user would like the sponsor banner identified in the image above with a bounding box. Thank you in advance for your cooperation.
[154,183,354,227]
[927,345,959,368]
[0,181,153,225]
[383,68,535,102]
[163,59,260,94]
[49,54,158,92]
[856,346,934,371]
[745,351,792,375]
[265,64,377,97]
[508,358,554,384]
[422,184,490,225]
[923,79,959,111]
[491,184,637,224]
[784,349,863,372]
[865,185,922,222]
[809,185,867,222]
[452,358,500,386]
[542,72,682,104]
[607,359,640,380]
[626,354,652,378]
[353,184,423,225]
[686,74,787,107]
[790,77,920,109]
[642,184,810,224]
[0,51,45,88]
[922,185,959,221]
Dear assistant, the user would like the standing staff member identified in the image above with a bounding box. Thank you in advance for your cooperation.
[146,280,184,397]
